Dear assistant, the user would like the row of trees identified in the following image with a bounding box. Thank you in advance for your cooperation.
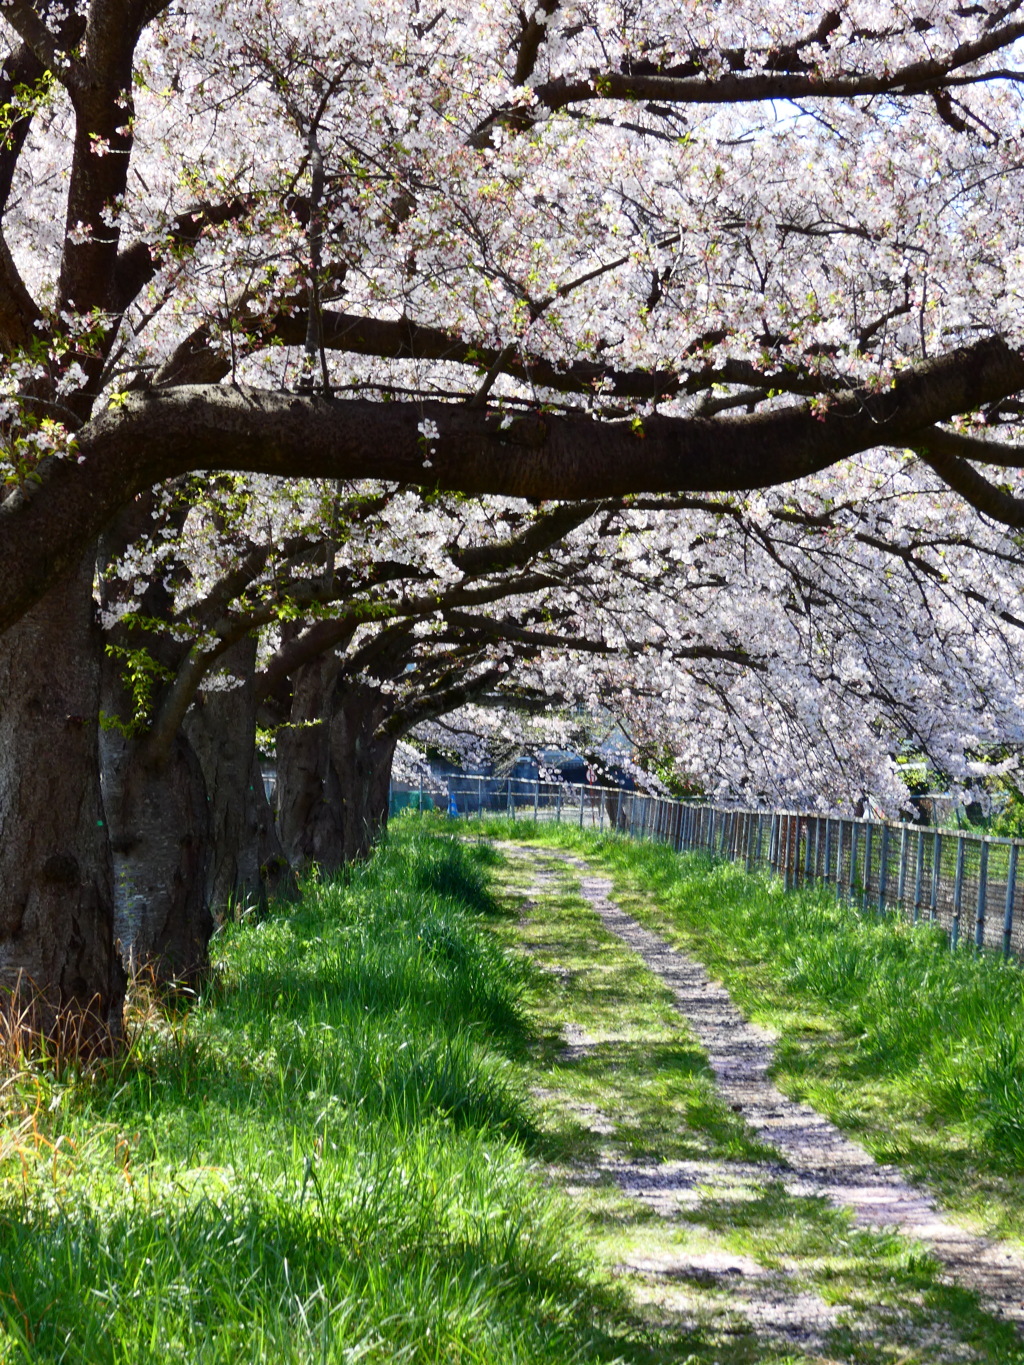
[3,0,1024,1041]
[57,459,1024,1025]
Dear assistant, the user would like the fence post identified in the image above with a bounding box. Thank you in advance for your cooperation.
[913,830,924,924]
[823,817,833,888]
[1003,843,1018,959]
[878,823,889,914]
[897,827,909,912]
[805,817,815,885]
[951,834,965,948]
[615,787,623,833]
[835,819,845,898]
[790,815,799,890]
[755,812,765,869]
[930,831,942,923]
[708,808,716,856]
[781,815,790,889]
[776,814,784,886]
[792,815,800,889]
[745,812,755,873]
[862,823,873,913]
[534,781,539,822]
[975,840,988,949]
[848,822,859,902]
[811,817,820,885]
[556,785,562,824]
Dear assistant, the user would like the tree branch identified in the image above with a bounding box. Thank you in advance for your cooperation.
[2,335,1023,633]
[915,444,1024,529]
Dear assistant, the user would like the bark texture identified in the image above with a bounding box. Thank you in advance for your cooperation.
[184,638,296,914]
[276,665,396,873]
[99,715,213,985]
[0,560,124,1044]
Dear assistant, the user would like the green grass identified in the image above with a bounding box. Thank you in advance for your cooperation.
[473,831,1024,1364]
[0,828,617,1364]
[473,817,1024,1243]
[9,815,1024,1364]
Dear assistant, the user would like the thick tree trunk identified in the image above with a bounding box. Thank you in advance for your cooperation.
[329,683,398,865]
[99,660,213,985]
[276,666,396,873]
[0,561,125,1046]
[184,639,296,915]
[275,654,344,873]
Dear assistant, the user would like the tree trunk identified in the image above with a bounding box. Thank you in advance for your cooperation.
[275,653,344,873]
[276,665,396,873]
[0,560,125,1047]
[329,682,398,865]
[99,675,213,985]
[184,638,296,915]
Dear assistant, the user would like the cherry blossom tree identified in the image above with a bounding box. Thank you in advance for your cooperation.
[518,462,1024,813]
[3,0,1024,1037]
[94,473,604,976]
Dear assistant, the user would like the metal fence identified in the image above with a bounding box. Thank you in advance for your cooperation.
[394,775,1024,960]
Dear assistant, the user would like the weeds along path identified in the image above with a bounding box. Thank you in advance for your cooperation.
[499,841,1024,1348]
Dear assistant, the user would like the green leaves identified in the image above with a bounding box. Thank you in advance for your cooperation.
[103,642,175,735]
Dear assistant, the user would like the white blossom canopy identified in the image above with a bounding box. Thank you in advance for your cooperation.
[2,0,1024,633]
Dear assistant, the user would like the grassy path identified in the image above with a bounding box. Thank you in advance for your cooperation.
[6,820,1024,1363]
[480,832,1024,1364]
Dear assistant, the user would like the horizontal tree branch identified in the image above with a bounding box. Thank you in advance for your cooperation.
[2,335,1023,633]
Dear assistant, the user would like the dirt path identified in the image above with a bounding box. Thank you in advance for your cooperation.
[507,844,1024,1337]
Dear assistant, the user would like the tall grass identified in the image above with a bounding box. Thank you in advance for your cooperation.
[0,828,609,1364]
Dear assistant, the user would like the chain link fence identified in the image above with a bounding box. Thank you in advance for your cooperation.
[394,775,1024,960]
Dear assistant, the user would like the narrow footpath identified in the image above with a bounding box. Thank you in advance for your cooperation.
[503,842,1024,1349]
